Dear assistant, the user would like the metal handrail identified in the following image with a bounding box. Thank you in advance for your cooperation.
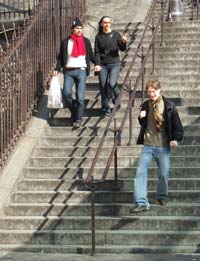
[85,0,168,184]
[190,0,200,20]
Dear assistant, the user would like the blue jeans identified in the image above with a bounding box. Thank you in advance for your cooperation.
[134,145,170,207]
[98,62,121,113]
[63,69,87,122]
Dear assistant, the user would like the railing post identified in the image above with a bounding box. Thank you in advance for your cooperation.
[114,118,118,184]
[90,180,96,256]
[141,46,145,104]
[128,79,133,146]
[151,18,155,75]
[160,0,164,46]
[21,38,27,124]
[191,0,194,20]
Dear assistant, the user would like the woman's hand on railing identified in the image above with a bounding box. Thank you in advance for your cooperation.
[122,34,127,43]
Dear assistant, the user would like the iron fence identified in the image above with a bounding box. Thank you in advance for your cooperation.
[0,0,86,169]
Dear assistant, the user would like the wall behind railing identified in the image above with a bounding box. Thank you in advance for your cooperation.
[0,0,86,170]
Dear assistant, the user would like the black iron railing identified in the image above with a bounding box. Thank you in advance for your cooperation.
[0,0,86,169]
[190,0,200,20]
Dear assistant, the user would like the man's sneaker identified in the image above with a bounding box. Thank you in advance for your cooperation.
[130,205,150,213]
[103,111,111,118]
[73,120,82,128]
[116,104,121,112]
[156,198,167,206]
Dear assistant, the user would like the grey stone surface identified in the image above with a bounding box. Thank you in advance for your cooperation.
[0,252,200,261]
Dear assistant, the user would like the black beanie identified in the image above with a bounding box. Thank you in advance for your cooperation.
[71,17,83,29]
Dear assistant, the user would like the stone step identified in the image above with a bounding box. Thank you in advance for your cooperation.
[44,125,200,137]
[25,155,200,168]
[83,89,200,99]
[50,115,200,128]
[134,38,200,46]
[1,215,200,231]
[32,145,200,157]
[123,52,200,62]
[130,45,200,53]
[140,32,200,41]
[10,191,200,204]
[54,106,200,117]
[133,62,200,71]
[37,135,200,148]
[0,243,198,254]
[87,74,200,84]
[114,20,200,28]
[16,178,200,192]
[1,229,200,246]
[4,202,200,217]
[22,166,200,180]
[130,67,200,76]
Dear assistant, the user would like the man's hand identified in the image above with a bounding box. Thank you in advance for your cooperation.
[139,110,146,119]
[170,140,178,149]
[53,71,58,76]
[94,65,101,72]
[122,34,127,43]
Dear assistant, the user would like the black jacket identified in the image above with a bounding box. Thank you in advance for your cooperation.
[95,31,126,65]
[55,36,96,76]
[137,96,184,145]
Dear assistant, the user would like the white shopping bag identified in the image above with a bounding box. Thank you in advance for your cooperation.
[171,0,184,16]
[47,76,63,108]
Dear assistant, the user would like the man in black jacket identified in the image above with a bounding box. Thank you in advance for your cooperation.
[132,80,184,213]
[54,18,96,128]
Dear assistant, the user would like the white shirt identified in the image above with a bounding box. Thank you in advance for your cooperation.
[66,39,86,68]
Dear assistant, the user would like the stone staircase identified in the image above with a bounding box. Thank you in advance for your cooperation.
[0,0,200,255]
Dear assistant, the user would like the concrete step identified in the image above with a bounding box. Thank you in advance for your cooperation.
[44,125,200,137]
[16,178,200,192]
[54,106,200,117]
[36,134,200,148]
[22,166,200,180]
[32,145,200,158]
[10,191,200,204]
[1,215,200,231]
[25,155,200,168]
[134,38,200,46]
[129,45,200,54]
[49,115,200,128]
[4,202,200,217]
[0,244,198,254]
[1,229,200,246]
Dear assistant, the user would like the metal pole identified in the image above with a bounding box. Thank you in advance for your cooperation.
[160,0,164,46]
[91,185,96,256]
[114,118,118,183]
[128,79,133,146]
[141,46,145,104]
[191,0,194,20]
[151,18,155,75]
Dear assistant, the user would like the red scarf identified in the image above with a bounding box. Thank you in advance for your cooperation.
[70,33,86,57]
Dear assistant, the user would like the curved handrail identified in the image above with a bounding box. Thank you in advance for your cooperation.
[85,0,169,183]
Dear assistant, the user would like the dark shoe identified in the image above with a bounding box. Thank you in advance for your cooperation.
[73,120,82,128]
[103,111,111,118]
[156,198,167,206]
[70,111,76,123]
[116,104,121,112]
[130,205,150,213]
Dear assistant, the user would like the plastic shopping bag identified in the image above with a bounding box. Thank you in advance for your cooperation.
[170,0,184,16]
[47,76,63,108]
